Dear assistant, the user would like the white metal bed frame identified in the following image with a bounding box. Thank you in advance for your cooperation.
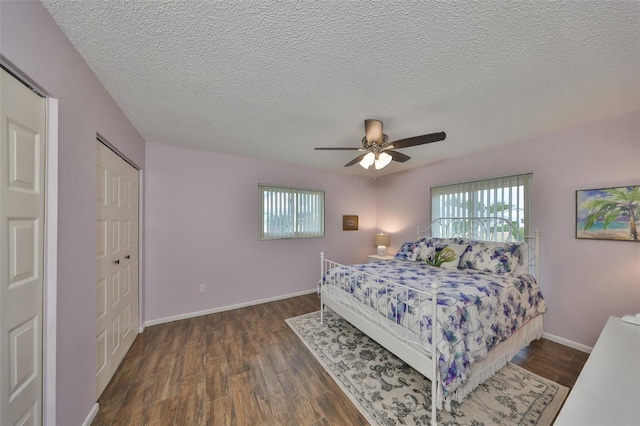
[319,217,540,426]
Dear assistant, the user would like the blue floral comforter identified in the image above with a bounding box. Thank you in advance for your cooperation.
[319,260,546,397]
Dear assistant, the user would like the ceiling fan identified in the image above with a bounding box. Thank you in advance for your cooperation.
[315,119,446,170]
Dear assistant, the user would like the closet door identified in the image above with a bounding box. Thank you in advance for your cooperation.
[1,66,46,426]
[96,141,139,397]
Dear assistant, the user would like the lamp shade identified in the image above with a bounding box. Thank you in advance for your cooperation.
[373,233,390,248]
[374,152,392,169]
[359,152,375,169]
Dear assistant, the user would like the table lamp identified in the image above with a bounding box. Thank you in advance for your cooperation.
[374,233,391,256]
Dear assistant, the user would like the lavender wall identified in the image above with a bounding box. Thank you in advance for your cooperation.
[2,3,637,425]
[376,110,640,347]
[145,143,377,321]
[1,2,146,425]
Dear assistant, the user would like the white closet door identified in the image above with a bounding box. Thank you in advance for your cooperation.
[96,142,139,398]
[1,68,46,425]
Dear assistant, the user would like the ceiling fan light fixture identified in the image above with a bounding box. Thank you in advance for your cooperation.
[359,152,375,169]
[375,152,392,169]
[315,119,446,170]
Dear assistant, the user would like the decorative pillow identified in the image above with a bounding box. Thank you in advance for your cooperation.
[417,237,477,263]
[512,242,529,275]
[461,242,524,275]
[417,236,470,246]
[425,243,470,269]
[394,241,423,261]
[417,239,437,261]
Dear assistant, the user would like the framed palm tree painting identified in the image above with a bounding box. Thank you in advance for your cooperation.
[576,185,639,242]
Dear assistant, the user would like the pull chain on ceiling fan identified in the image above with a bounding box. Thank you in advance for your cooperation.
[315,119,446,170]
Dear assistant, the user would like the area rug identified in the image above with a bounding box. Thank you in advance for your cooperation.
[286,309,568,426]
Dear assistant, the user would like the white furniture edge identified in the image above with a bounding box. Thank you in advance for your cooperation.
[555,316,640,425]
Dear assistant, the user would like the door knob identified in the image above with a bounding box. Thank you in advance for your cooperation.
[125,255,130,259]
[114,259,120,264]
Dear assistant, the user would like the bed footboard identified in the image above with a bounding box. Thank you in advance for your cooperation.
[319,252,440,425]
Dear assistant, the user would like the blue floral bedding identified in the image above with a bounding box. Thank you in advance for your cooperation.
[319,259,546,398]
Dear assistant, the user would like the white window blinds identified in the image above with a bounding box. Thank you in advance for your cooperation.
[259,184,325,240]
[431,173,532,239]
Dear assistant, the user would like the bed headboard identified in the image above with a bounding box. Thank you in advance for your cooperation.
[417,217,540,278]
[418,217,522,241]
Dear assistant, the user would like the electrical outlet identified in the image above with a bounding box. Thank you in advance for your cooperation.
[199,284,205,293]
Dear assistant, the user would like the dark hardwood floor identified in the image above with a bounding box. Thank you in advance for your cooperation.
[92,293,588,425]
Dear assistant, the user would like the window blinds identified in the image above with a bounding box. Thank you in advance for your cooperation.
[259,185,325,240]
[431,173,532,238]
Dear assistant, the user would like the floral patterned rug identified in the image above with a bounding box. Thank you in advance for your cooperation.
[286,309,568,426]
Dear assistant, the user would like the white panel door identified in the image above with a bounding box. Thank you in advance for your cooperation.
[1,68,46,425]
[96,142,139,398]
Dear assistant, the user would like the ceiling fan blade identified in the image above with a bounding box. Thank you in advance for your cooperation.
[387,131,446,149]
[385,150,411,163]
[315,147,364,150]
[344,153,368,167]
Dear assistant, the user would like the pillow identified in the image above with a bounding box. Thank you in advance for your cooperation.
[417,239,437,261]
[394,241,423,261]
[461,242,524,275]
[417,236,470,246]
[425,243,469,269]
[418,236,481,250]
[512,242,529,275]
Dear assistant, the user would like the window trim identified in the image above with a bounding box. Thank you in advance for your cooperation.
[259,184,325,240]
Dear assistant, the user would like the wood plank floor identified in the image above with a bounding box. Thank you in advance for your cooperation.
[92,293,588,425]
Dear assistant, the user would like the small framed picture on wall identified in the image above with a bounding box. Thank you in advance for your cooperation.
[343,215,358,231]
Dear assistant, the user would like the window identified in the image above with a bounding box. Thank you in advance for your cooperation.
[259,184,324,240]
[431,173,532,239]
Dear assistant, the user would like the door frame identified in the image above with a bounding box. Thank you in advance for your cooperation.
[1,58,59,426]
[43,96,58,426]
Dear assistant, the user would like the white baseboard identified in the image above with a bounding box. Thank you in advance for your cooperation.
[144,288,317,328]
[543,332,593,354]
[82,403,99,426]
[142,290,595,355]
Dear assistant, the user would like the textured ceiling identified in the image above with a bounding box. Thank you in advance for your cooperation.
[42,1,640,176]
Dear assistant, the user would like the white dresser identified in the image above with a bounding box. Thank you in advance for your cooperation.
[554,316,640,425]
